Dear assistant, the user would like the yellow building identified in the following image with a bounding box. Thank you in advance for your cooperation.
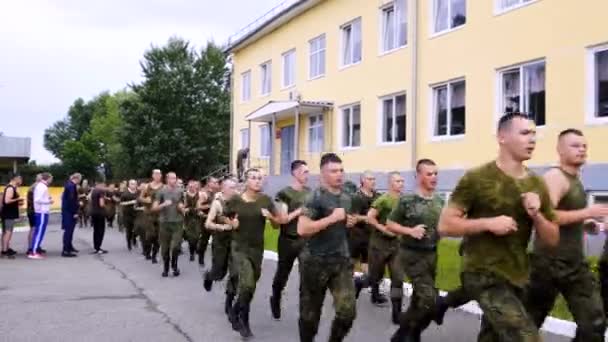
[226,0,608,198]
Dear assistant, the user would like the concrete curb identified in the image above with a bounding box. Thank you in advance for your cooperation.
[262,250,585,338]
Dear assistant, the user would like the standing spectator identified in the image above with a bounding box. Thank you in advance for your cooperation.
[90,180,108,254]
[29,172,53,260]
[62,173,82,257]
[26,174,42,254]
[1,174,24,259]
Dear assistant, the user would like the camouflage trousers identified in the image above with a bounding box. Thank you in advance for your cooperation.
[368,234,403,300]
[197,224,212,264]
[233,245,263,306]
[598,241,608,318]
[462,271,539,342]
[159,222,184,260]
[209,231,237,296]
[399,248,438,330]
[527,254,606,341]
[134,212,148,247]
[298,254,356,342]
[144,215,160,258]
[116,206,124,232]
[271,234,305,297]
[183,216,200,257]
[123,214,136,250]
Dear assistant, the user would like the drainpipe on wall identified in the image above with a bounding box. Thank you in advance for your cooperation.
[228,55,235,175]
[247,120,252,170]
[410,0,419,171]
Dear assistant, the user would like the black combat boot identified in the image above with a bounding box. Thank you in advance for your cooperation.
[203,271,213,291]
[161,256,170,277]
[171,250,180,277]
[238,303,253,339]
[298,319,317,342]
[229,302,241,331]
[391,298,402,325]
[328,317,353,342]
[434,295,449,325]
[224,293,234,316]
[269,290,281,320]
[371,284,388,306]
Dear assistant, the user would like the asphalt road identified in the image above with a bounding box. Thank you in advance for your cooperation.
[0,225,570,342]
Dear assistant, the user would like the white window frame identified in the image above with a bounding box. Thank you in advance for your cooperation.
[588,191,608,205]
[380,0,407,54]
[431,0,466,37]
[282,49,296,89]
[494,0,539,15]
[340,17,362,68]
[240,128,249,149]
[378,92,407,145]
[309,34,326,80]
[586,44,608,125]
[241,70,251,102]
[308,114,324,153]
[339,103,362,150]
[430,78,466,141]
[496,59,546,127]
[259,124,271,158]
[260,61,272,96]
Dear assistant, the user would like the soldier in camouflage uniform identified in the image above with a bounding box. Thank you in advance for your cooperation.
[387,160,444,341]
[140,169,164,263]
[153,172,185,277]
[297,153,357,342]
[134,182,149,252]
[116,181,127,232]
[77,179,90,228]
[366,171,405,324]
[226,169,283,339]
[120,180,139,251]
[348,172,380,298]
[196,177,220,266]
[269,160,311,320]
[203,178,239,316]
[104,183,118,228]
[436,113,558,342]
[183,180,200,262]
[526,129,607,341]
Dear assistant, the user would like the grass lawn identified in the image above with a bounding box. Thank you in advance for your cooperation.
[263,225,576,321]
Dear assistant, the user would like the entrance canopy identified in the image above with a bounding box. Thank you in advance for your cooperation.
[245,100,333,122]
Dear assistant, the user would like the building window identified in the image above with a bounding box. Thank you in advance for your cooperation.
[341,104,361,148]
[432,80,466,137]
[282,50,296,88]
[499,60,546,126]
[433,0,466,34]
[308,114,324,152]
[341,18,362,67]
[260,61,272,95]
[259,125,271,157]
[381,94,406,143]
[591,47,608,119]
[497,0,535,12]
[241,71,251,102]
[240,128,249,149]
[589,192,608,205]
[381,0,407,52]
[309,35,326,79]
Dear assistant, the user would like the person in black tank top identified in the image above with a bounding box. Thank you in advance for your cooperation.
[2,174,23,258]
[90,180,108,254]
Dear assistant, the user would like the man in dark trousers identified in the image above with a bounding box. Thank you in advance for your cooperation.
[62,173,82,257]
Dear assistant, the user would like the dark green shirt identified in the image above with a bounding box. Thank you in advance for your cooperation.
[350,189,380,240]
[155,186,184,223]
[184,192,199,219]
[534,168,587,261]
[302,187,352,258]
[275,186,311,237]
[120,190,139,219]
[450,162,556,287]
[388,193,444,249]
[227,194,276,254]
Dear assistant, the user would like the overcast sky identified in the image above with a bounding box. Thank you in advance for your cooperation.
[0,0,281,163]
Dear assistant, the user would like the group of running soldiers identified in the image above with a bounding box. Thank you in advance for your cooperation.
[73,112,608,341]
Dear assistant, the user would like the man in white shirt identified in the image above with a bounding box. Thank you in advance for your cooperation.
[29,172,54,259]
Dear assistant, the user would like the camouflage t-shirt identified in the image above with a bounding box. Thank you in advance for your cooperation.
[350,189,381,240]
[534,168,587,261]
[370,193,400,239]
[388,193,444,249]
[450,161,556,287]
[275,186,311,237]
[302,187,352,258]
[227,194,276,255]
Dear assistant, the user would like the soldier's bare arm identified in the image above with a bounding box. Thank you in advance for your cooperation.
[438,206,517,237]
[367,208,395,237]
[297,208,344,237]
